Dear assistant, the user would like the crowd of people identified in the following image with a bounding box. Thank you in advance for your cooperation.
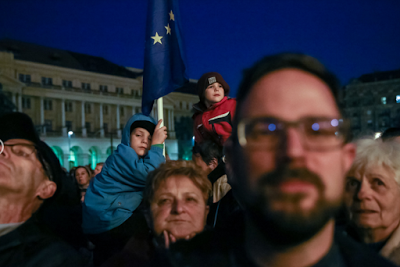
[1,53,400,267]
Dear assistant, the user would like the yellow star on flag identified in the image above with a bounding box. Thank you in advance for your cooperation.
[169,10,175,21]
[151,32,163,44]
[165,24,171,35]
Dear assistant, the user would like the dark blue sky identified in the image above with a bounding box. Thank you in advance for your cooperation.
[1,0,400,96]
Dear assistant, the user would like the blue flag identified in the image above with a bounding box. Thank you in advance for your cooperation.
[141,0,189,116]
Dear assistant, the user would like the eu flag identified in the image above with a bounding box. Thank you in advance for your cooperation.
[141,0,189,116]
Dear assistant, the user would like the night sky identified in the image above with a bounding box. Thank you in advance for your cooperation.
[1,0,400,96]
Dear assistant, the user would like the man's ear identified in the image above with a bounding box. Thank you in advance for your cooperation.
[342,143,356,174]
[37,180,57,200]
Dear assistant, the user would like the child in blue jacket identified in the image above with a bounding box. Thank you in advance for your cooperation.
[82,113,167,266]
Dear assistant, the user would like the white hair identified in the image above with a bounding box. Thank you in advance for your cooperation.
[352,138,400,185]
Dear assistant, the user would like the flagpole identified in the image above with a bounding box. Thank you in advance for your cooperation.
[157,97,166,156]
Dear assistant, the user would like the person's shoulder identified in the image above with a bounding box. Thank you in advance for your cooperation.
[29,237,85,267]
[218,97,236,109]
[0,217,85,266]
[144,145,165,162]
[335,232,397,267]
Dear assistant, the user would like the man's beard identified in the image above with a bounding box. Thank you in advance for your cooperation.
[245,167,341,248]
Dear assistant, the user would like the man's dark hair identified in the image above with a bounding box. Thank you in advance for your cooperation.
[193,140,223,165]
[381,127,400,141]
[232,53,341,141]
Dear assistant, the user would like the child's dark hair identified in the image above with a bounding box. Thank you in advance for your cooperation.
[193,140,223,165]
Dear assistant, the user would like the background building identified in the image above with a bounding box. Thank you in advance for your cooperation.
[0,39,197,170]
[340,69,400,138]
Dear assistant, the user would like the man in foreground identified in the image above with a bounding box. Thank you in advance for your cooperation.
[170,54,395,267]
[0,112,83,266]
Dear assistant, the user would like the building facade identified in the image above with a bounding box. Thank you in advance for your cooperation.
[0,39,198,170]
[340,69,400,139]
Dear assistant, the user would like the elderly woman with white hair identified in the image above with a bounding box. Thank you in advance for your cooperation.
[345,138,400,265]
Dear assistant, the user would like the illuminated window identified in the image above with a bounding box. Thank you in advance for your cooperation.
[45,120,52,131]
[381,97,387,105]
[62,80,72,88]
[44,99,52,110]
[85,122,91,132]
[116,87,124,94]
[82,83,91,90]
[396,95,400,103]
[22,97,31,109]
[42,77,53,86]
[99,85,108,92]
[85,103,91,114]
[19,74,31,83]
[66,121,72,131]
[65,102,73,112]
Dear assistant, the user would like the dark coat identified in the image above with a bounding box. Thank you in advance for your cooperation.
[169,213,396,267]
[101,227,172,267]
[0,214,84,267]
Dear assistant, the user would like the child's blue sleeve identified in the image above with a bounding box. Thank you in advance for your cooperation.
[105,144,165,188]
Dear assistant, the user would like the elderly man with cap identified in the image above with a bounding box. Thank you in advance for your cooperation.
[0,112,84,266]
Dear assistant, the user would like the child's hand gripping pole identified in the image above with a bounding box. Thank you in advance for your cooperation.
[151,119,167,156]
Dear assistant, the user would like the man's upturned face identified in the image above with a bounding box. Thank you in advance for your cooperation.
[0,139,55,202]
[232,69,355,246]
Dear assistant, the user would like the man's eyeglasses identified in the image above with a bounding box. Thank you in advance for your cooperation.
[237,116,349,151]
[2,143,38,157]
[0,142,53,181]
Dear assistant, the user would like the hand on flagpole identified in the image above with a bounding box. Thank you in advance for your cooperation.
[152,119,168,145]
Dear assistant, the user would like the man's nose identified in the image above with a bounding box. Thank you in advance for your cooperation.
[276,127,306,167]
[284,127,305,158]
[0,144,9,157]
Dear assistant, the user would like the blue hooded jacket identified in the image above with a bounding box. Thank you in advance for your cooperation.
[82,113,165,234]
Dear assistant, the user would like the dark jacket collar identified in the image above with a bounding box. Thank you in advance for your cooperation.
[193,96,230,114]
[208,162,226,185]
[0,213,42,251]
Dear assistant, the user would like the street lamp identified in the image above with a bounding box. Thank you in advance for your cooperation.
[68,131,73,169]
